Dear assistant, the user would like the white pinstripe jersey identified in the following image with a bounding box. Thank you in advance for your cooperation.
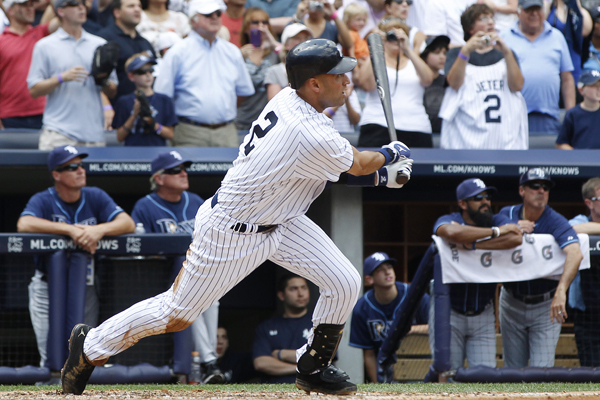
[217,87,354,225]
[439,52,528,150]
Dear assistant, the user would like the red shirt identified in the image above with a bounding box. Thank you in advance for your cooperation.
[221,12,243,48]
[0,23,49,118]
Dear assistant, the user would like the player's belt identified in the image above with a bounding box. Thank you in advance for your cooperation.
[211,193,277,234]
[506,288,557,305]
[452,307,486,317]
[178,116,232,129]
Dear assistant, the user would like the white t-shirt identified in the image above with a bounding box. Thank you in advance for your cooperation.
[359,60,431,133]
[422,0,476,46]
[406,0,429,32]
[332,89,362,133]
[491,0,517,33]
[0,9,8,34]
[138,10,191,53]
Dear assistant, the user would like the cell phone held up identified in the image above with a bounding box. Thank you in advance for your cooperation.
[250,29,262,48]
[308,1,324,11]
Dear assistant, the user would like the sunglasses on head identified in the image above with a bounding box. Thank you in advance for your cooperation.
[63,0,85,7]
[467,193,492,201]
[250,19,269,25]
[526,182,551,191]
[55,163,83,172]
[132,68,154,75]
[163,166,186,175]
[201,10,222,18]
[392,0,412,5]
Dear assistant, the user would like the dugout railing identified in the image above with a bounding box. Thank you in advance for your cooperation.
[0,233,192,384]
[378,236,600,384]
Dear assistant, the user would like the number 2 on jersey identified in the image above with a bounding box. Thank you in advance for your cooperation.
[484,94,501,123]
[244,111,279,155]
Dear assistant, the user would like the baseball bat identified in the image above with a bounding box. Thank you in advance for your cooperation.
[367,32,409,185]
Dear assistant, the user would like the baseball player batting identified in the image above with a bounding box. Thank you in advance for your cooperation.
[61,38,413,396]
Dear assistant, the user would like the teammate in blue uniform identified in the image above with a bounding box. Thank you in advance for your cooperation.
[498,168,583,368]
[432,178,522,371]
[349,252,429,382]
[16,145,135,369]
[131,151,224,384]
[253,275,313,383]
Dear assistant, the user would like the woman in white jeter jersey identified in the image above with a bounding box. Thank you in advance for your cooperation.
[357,18,434,148]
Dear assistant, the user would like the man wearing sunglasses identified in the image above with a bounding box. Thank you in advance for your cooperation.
[498,168,583,368]
[16,145,135,371]
[432,178,522,371]
[0,0,59,130]
[154,0,254,147]
[130,151,225,383]
[27,0,118,150]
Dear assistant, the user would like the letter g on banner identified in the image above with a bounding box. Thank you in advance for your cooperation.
[511,250,523,264]
[542,245,553,260]
[481,252,492,267]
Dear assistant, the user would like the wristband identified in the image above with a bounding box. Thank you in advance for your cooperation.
[376,148,394,166]
[274,43,282,54]
[277,350,283,361]
[103,104,113,111]
[123,125,132,132]
[472,241,476,250]
[458,51,469,61]
[375,167,388,186]
[156,123,163,135]
[330,11,338,20]
[491,226,500,239]
[57,74,63,84]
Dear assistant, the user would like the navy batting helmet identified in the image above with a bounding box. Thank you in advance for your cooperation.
[286,38,357,89]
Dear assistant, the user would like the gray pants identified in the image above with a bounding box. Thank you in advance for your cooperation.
[429,297,496,370]
[191,302,219,363]
[28,270,99,367]
[173,122,238,147]
[499,287,561,368]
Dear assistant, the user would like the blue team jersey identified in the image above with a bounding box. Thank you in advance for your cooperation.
[434,212,511,313]
[112,92,178,146]
[499,204,579,295]
[349,282,429,352]
[130,192,204,234]
[252,312,312,383]
[20,186,124,273]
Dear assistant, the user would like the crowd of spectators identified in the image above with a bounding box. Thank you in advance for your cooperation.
[1,0,600,148]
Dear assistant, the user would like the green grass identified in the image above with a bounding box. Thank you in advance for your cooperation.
[2,383,600,393]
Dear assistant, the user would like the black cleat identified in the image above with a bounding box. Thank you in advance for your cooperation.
[61,324,95,395]
[201,360,225,384]
[296,365,357,395]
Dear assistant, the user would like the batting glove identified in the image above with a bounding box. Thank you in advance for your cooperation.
[375,158,413,188]
[378,141,411,165]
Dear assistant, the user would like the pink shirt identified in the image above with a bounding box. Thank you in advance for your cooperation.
[0,23,49,118]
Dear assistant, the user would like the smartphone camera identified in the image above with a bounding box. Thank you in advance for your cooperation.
[250,28,262,47]
[386,30,398,42]
[481,35,491,46]
[308,1,324,11]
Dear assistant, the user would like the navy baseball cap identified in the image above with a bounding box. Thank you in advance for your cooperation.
[577,69,600,89]
[364,252,396,276]
[519,168,555,188]
[126,54,157,73]
[456,178,497,201]
[519,0,543,9]
[151,151,192,174]
[47,145,88,171]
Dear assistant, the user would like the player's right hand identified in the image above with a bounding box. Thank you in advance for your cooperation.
[381,141,411,164]
[376,158,413,188]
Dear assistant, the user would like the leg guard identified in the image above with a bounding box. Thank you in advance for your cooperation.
[297,323,344,373]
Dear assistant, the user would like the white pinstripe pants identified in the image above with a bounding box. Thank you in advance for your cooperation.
[84,199,361,363]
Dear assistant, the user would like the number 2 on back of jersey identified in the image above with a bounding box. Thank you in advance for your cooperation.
[244,111,279,155]
[484,94,501,123]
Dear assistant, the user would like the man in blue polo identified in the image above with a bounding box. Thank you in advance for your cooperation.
[500,0,574,135]
[131,151,224,384]
[498,168,583,367]
[154,0,254,147]
[17,145,135,369]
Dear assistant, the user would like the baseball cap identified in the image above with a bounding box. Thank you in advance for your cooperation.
[518,0,543,9]
[126,54,157,73]
[3,0,29,9]
[519,168,555,188]
[420,35,450,59]
[577,69,600,89]
[154,31,182,53]
[363,252,396,276]
[281,23,314,46]
[187,0,226,18]
[47,145,88,171]
[456,178,497,201]
[151,151,192,174]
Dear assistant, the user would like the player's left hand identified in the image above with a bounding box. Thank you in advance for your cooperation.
[550,290,567,324]
[377,158,413,188]
[73,224,105,254]
[381,141,411,164]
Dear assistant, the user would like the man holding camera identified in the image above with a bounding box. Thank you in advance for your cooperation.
[113,53,177,146]
[439,3,527,150]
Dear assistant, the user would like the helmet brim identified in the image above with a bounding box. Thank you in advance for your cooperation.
[327,56,357,75]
